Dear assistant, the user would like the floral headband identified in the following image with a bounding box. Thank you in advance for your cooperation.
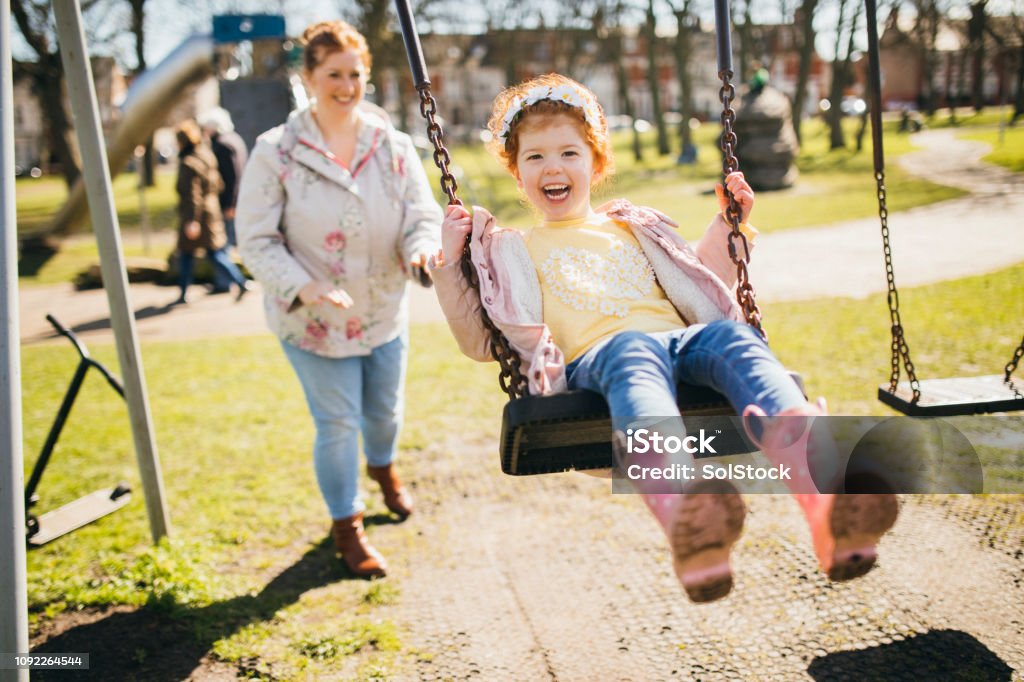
[499,83,603,141]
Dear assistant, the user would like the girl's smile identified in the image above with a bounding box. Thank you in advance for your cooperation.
[515,116,595,223]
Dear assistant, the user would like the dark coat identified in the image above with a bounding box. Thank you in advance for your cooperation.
[176,145,226,252]
[210,130,248,212]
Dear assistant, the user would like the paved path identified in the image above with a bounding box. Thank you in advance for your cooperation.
[19,129,1023,346]
[751,129,1024,301]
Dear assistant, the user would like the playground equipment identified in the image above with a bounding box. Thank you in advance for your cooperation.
[24,316,133,546]
[864,0,1024,416]
[396,0,798,475]
[46,14,294,236]
[46,34,215,235]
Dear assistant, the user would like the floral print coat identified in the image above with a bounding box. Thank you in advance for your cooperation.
[236,106,442,357]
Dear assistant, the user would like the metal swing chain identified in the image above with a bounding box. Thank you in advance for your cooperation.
[417,87,460,204]
[415,86,528,400]
[1005,333,1024,393]
[875,169,921,402]
[717,69,765,338]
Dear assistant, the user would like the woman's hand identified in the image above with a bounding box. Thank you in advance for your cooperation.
[440,204,472,265]
[298,281,354,308]
[184,220,201,241]
[409,252,433,287]
[715,171,754,224]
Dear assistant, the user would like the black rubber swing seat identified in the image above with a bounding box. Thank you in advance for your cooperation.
[878,375,1024,417]
[501,373,804,475]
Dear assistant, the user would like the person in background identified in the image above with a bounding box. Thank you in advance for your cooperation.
[235,20,442,578]
[198,106,249,294]
[173,119,249,305]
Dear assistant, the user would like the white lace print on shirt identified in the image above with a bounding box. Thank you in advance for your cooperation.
[539,240,655,318]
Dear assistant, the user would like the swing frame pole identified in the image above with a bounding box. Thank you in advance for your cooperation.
[1,0,29,673]
[52,0,170,542]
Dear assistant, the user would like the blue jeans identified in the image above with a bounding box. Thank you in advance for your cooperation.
[566,320,806,435]
[212,218,237,291]
[281,334,407,520]
[179,246,247,297]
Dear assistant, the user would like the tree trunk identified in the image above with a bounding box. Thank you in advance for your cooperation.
[917,3,940,117]
[646,0,670,155]
[1014,44,1024,122]
[793,0,819,144]
[737,0,753,84]
[826,0,848,149]
[130,0,156,186]
[35,57,82,188]
[11,0,82,188]
[969,1,988,112]
[611,32,643,162]
[672,2,696,162]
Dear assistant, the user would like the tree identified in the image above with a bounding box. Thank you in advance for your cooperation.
[595,1,644,162]
[12,0,88,188]
[1012,2,1024,123]
[792,0,820,144]
[911,0,944,117]
[127,0,157,186]
[667,0,698,162]
[327,0,449,132]
[646,0,671,154]
[825,0,860,149]
[968,1,988,112]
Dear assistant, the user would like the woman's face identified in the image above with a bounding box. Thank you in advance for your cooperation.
[305,48,368,118]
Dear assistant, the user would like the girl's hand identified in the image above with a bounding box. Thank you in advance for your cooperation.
[440,204,472,265]
[298,281,354,308]
[184,220,201,240]
[715,171,754,223]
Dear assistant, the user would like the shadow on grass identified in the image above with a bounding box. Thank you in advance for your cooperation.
[18,237,60,278]
[25,304,181,345]
[807,629,1013,681]
[31,538,371,681]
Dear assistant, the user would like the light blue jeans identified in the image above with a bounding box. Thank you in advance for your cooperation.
[566,320,806,436]
[281,334,407,520]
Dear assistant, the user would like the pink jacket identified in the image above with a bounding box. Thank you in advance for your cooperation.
[432,199,748,396]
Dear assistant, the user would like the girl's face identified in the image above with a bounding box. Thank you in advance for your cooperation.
[514,115,595,223]
[305,49,367,118]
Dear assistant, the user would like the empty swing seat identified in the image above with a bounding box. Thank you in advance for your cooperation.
[878,375,1024,417]
[501,373,804,475]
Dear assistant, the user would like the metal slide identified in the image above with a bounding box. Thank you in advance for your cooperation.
[46,34,215,235]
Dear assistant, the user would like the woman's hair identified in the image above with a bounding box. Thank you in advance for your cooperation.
[300,20,371,73]
[175,119,202,153]
[486,73,613,185]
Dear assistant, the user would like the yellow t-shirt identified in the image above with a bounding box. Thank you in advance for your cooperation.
[526,212,685,363]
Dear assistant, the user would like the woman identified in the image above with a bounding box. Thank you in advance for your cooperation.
[236,20,442,578]
[174,119,250,304]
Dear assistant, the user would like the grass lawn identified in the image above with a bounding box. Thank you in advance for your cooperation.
[429,116,964,236]
[959,125,1024,173]
[15,166,180,237]
[16,116,972,287]
[20,260,1024,676]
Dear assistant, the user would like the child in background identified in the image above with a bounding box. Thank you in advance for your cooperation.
[433,74,897,602]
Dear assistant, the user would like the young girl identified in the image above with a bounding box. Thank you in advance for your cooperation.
[433,74,897,602]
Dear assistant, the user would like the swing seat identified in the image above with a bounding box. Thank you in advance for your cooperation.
[501,373,804,475]
[878,375,1024,417]
[27,484,132,547]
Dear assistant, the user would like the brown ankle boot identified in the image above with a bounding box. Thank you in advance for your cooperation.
[367,464,413,518]
[331,513,387,578]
